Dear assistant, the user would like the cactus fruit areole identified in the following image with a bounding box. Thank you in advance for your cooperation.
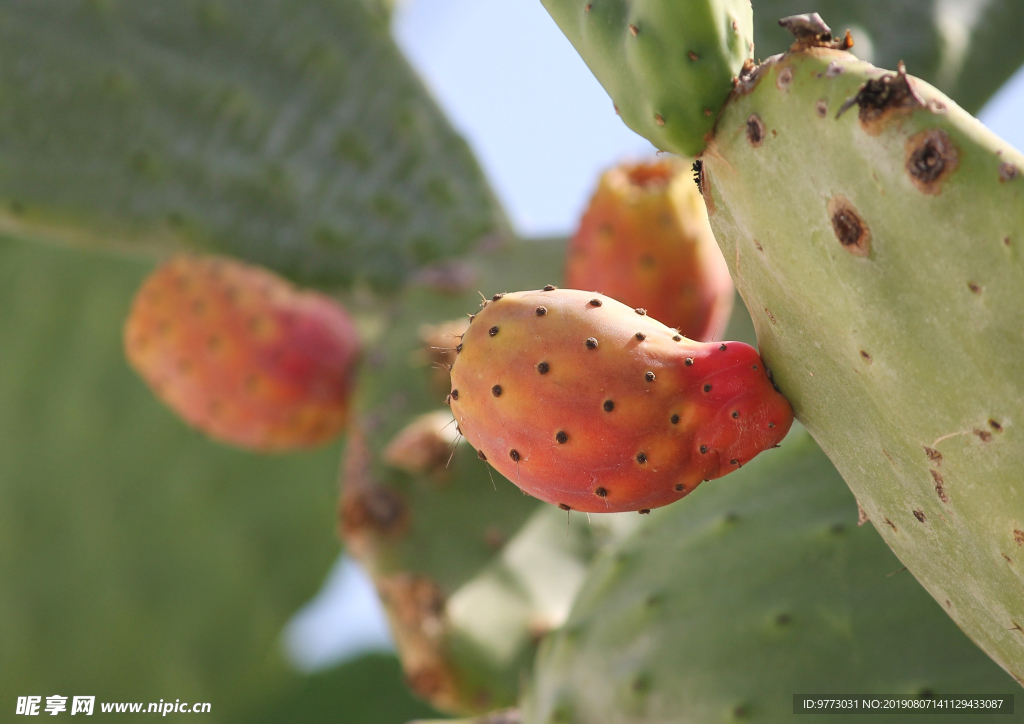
[566,158,733,341]
[124,255,360,451]
[701,46,1024,678]
[448,289,792,513]
[541,0,753,157]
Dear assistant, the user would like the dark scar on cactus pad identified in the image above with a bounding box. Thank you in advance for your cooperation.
[746,114,765,146]
[914,510,926,522]
[906,128,958,194]
[828,196,871,256]
[838,62,924,126]
[990,419,1003,432]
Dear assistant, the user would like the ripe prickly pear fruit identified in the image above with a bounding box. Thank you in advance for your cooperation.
[449,289,791,513]
[541,0,753,157]
[124,254,360,451]
[566,158,733,342]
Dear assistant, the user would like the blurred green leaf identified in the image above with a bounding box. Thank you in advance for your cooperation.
[0,0,507,291]
[0,234,343,719]
[752,0,1024,114]
[239,654,439,724]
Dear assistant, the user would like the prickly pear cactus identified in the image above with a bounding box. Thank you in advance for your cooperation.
[449,289,791,513]
[523,429,1018,723]
[565,158,733,341]
[124,255,360,450]
[701,46,1024,680]
[541,0,754,156]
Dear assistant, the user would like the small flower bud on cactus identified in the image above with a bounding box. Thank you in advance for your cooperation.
[566,158,734,341]
[449,289,792,512]
[123,254,360,451]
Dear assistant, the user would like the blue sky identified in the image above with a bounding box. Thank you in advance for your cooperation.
[284,0,1024,670]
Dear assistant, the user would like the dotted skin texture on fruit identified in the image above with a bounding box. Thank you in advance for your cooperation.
[124,254,360,451]
[449,289,791,513]
[566,158,733,341]
[541,0,754,157]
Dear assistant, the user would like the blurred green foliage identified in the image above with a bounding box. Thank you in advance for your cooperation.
[240,655,438,724]
[0,0,507,292]
[0,236,343,720]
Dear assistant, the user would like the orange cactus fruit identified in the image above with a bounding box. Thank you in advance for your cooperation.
[123,254,360,451]
[565,158,734,342]
[449,289,792,513]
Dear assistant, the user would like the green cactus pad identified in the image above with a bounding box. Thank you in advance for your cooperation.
[0,234,343,717]
[541,0,754,157]
[701,49,1024,680]
[0,0,506,291]
[523,430,1017,723]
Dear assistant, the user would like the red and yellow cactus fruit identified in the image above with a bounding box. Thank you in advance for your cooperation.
[565,159,734,342]
[123,254,360,451]
[449,289,792,513]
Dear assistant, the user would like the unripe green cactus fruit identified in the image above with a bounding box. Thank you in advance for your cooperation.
[701,46,1024,680]
[541,0,754,157]
[522,430,1017,723]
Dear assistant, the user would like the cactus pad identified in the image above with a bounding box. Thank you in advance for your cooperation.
[701,47,1024,679]
[541,0,754,157]
[523,430,1017,723]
